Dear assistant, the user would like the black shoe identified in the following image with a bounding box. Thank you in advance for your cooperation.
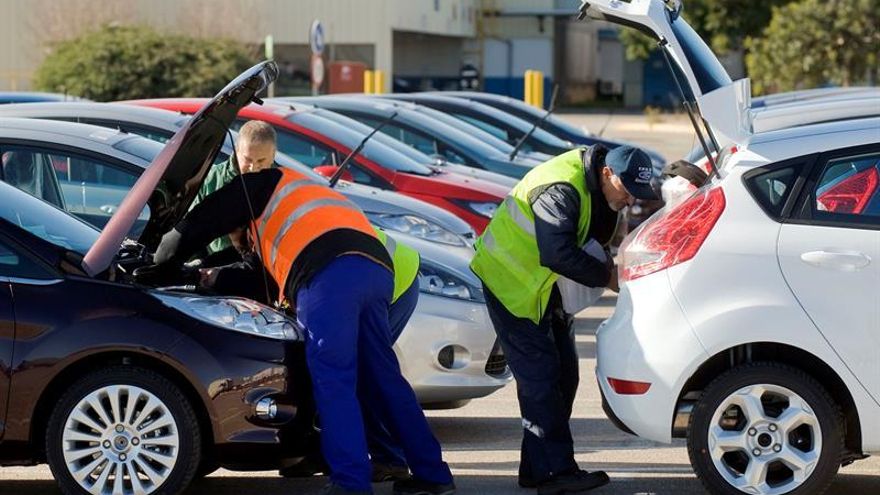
[536,470,609,495]
[278,457,328,478]
[518,475,537,488]
[320,483,371,495]
[373,462,411,482]
[392,477,456,495]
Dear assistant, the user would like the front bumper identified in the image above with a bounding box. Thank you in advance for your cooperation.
[595,272,708,443]
[396,293,512,406]
[167,325,313,470]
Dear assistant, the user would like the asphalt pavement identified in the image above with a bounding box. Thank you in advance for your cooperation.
[2,112,878,494]
[3,291,879,495]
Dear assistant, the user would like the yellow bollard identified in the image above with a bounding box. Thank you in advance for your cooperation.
[533,71,544,109]
[364,70,375,94]
[373,70,385,94]
[524,70,534,106]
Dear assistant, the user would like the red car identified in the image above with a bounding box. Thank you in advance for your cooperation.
[122,98,509,232]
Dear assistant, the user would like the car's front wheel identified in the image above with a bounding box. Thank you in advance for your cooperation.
[46,365,202,495]
[687,362,843,495]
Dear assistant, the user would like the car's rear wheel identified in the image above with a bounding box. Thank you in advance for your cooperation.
[687,362,843,495]
[46,366,201,495]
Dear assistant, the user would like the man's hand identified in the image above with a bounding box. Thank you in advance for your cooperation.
[607,265,620,293]
[199,268,220,289]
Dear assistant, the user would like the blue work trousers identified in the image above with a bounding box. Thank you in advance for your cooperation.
[483,285,579,483]
[362,278,420,468]
[296,256,451,491]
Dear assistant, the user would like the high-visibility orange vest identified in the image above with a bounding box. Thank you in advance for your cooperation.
[250,168,377,301]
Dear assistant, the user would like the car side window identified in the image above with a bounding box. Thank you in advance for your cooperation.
[0,238,54,280]
[454,113,510,143]
[275,129,337,168]
[744,164,801,220]
[814,153,879,220]
[1,146,141,230]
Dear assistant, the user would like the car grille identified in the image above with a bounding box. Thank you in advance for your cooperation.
[485,341,508,377]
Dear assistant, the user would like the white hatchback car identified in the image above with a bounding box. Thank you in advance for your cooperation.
[579,1,880,494]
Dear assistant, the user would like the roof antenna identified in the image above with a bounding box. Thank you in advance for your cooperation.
[509,83,559,161]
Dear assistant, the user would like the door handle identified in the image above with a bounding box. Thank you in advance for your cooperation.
[800,250,871,271]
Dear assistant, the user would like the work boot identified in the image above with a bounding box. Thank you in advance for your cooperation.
[392,477,456,495]
[536,470,609,495]
[518,475,537,488]
[278,456,328,478]
[319,483,371,495]
[372,462,411,482]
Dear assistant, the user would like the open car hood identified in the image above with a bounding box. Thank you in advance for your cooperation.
[579,0,751,145]
[82,61,278,276]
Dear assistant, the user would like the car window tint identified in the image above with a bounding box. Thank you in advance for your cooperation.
[745,164,799,219]
[454,114,510,142]
[815,153,880,218]
[1,147,146,230]
[0,238,53,280]
[1,149,65,208]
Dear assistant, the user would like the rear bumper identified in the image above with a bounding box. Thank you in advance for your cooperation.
[596,273,708,443]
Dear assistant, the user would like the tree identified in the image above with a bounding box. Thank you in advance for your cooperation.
[619,0,786,61]
[33,25,256,101]
[746,0,880,94]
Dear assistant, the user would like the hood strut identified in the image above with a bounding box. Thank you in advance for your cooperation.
[659,40,721,178]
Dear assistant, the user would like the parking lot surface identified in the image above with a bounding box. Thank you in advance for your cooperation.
[3,290,878,495]
[3,112,878,495]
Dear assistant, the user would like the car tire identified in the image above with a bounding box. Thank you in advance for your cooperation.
[45,365,202,495]
[687,362,843,495]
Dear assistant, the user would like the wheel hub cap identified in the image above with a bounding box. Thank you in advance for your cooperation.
[707,384,822,495]
[61,385,180,495]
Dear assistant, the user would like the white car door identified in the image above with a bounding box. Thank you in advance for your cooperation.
[777,147,880,403]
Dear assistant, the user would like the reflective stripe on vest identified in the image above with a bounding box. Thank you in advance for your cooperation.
[374,227,420,303]
[470,149,592,323]
[251,168,377,302]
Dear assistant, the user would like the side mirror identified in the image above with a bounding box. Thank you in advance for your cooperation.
[314,165,354,183]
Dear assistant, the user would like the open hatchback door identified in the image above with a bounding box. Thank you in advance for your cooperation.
[579,0,753,166]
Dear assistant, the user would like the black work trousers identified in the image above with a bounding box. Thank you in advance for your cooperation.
[484,285,579,483]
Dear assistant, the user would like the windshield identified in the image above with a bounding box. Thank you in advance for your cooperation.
[409,105,517,155]
[112,135,166,162]
[314,109,438,166]
[670,15,732,95]
[0,182,99,255]
[287,111,433,175]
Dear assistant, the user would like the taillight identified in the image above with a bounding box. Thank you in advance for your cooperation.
[620,186,725,282]
[817,167,879,214]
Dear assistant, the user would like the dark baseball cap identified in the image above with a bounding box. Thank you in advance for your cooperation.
[604,145,661,200]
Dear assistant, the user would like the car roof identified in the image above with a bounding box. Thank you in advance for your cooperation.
[744,117,880,162]
[0,91,88,103]
[0,117,156,166]
[750,94,880,134]
[0,102,188,128]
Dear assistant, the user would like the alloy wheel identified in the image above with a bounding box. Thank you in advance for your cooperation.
[61,384,180,495]
[707,383,821,495]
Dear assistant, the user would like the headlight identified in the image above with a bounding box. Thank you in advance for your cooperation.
[151,292,302,341]
[418,260,485,303]
[366,213,465,246]
[465,201,498,218]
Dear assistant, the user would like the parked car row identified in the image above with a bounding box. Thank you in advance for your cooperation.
[579,2,880,495]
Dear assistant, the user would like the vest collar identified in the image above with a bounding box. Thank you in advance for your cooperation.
[581,144,608,195]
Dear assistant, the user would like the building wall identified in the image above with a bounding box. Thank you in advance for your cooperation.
[0,0,478,92]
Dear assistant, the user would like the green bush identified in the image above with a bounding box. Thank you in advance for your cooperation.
[746,0,880,94]
[34,25,255,101]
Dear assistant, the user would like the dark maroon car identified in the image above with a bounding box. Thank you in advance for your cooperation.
[0,62,316,495]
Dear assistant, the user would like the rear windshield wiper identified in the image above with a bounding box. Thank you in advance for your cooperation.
[509,84,559,162]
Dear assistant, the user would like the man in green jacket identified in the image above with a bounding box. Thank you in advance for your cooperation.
[191,119,278,257]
